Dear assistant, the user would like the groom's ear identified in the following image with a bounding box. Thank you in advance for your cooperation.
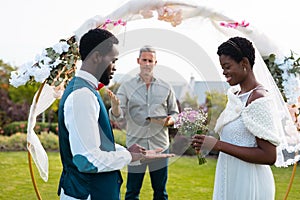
[91,51,103,64]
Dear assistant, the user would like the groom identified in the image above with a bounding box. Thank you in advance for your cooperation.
[57,28,147,200]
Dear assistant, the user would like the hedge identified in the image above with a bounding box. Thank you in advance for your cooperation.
[0,130,127,151]
[2,121,58,136]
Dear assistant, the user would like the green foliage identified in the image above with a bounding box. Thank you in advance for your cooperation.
[8,82,59,122]
[0,60,29,129]
[8,83,40,104]
[0,89,30,129]
[0,60,58,129]
[180,92,199,110]
[263,54,285,100]
[288,52,300,74]
[0,59,15,88]
[38,132,59,151]
[46,37,80,87]
[205,90,227,135]
[0,128,125,151]
[263,51,300,101]
[0,132,59,151]
[3,121,58,136]
[0,132,27,151]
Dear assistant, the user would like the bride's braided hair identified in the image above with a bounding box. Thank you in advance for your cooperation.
[217,36,255,68]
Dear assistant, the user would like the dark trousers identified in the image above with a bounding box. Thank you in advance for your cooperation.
[125,157,168,200]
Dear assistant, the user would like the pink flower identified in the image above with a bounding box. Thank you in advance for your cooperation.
[220,20,250,29]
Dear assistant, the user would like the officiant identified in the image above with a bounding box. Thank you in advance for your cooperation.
[109,45,179,200]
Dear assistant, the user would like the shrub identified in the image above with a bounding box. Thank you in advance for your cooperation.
[38,132,59,151]
[0,132,59,151]
[3,121,58,136]
[0,132,27,151]
[0,129,126,151]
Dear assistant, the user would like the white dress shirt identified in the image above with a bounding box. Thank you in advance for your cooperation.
[60,70,132,199]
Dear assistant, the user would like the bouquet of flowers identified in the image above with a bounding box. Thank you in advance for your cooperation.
[174,107,208,165]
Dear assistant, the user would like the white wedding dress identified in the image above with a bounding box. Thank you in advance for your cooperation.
[213,90,275,200]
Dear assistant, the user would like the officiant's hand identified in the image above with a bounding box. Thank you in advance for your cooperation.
[107,89,121,117]
[150,116,174,127]
[192,134,218,152]
[163,116,175,127]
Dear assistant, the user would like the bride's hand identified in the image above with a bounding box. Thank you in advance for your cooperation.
[192,134,218,152]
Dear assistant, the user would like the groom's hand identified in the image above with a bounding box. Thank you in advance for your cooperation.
[141,148,175,163]
[128,144,146,162]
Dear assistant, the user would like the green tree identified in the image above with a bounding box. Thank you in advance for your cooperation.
[0,59,14,90]
[180,92,199,110]
[0,60,31,129]
[205,90,227,136]
[8,83,40,104]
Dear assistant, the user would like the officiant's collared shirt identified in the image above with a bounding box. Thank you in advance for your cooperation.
[110,75,178,151]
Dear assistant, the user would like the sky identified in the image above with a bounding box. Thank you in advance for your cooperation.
[1,0,300,82]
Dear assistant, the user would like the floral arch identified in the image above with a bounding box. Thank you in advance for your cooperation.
[9,0,300,199]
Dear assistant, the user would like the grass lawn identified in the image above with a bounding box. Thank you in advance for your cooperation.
[0,152,299,200]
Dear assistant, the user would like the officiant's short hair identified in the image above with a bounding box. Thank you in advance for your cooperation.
[139,45,156,57]
[79,28,119,61]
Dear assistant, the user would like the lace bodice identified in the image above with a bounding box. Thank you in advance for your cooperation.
[220,91,257,147]
[214,89,277,200]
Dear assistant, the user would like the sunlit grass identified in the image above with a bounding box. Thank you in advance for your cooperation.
[0,152,299,200]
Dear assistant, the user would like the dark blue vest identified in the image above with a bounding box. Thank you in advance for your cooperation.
[57,77,122,200]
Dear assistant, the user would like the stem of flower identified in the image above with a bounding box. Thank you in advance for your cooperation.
[195,149,207,165]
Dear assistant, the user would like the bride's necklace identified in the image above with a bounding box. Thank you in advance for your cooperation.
[237,84,262,95]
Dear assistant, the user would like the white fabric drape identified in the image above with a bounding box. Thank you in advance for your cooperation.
[27,84,61,181]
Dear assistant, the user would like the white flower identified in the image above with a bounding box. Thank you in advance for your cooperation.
[9,32,79,88]
[278,62,289,71]
[38,56,52,66]
[275,56,285,65]
[9,61,36,87]
[283,76,300,104]
[52,41,69,54]
[175,108,208,136]
[9,71,30,87]
[50,58,62,69]
[274,54,300,104]
[30,64,51,83]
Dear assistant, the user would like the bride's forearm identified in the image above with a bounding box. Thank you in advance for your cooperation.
[217,139,276,165]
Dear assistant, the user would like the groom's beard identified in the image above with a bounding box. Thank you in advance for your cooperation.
[99,68,110,85]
